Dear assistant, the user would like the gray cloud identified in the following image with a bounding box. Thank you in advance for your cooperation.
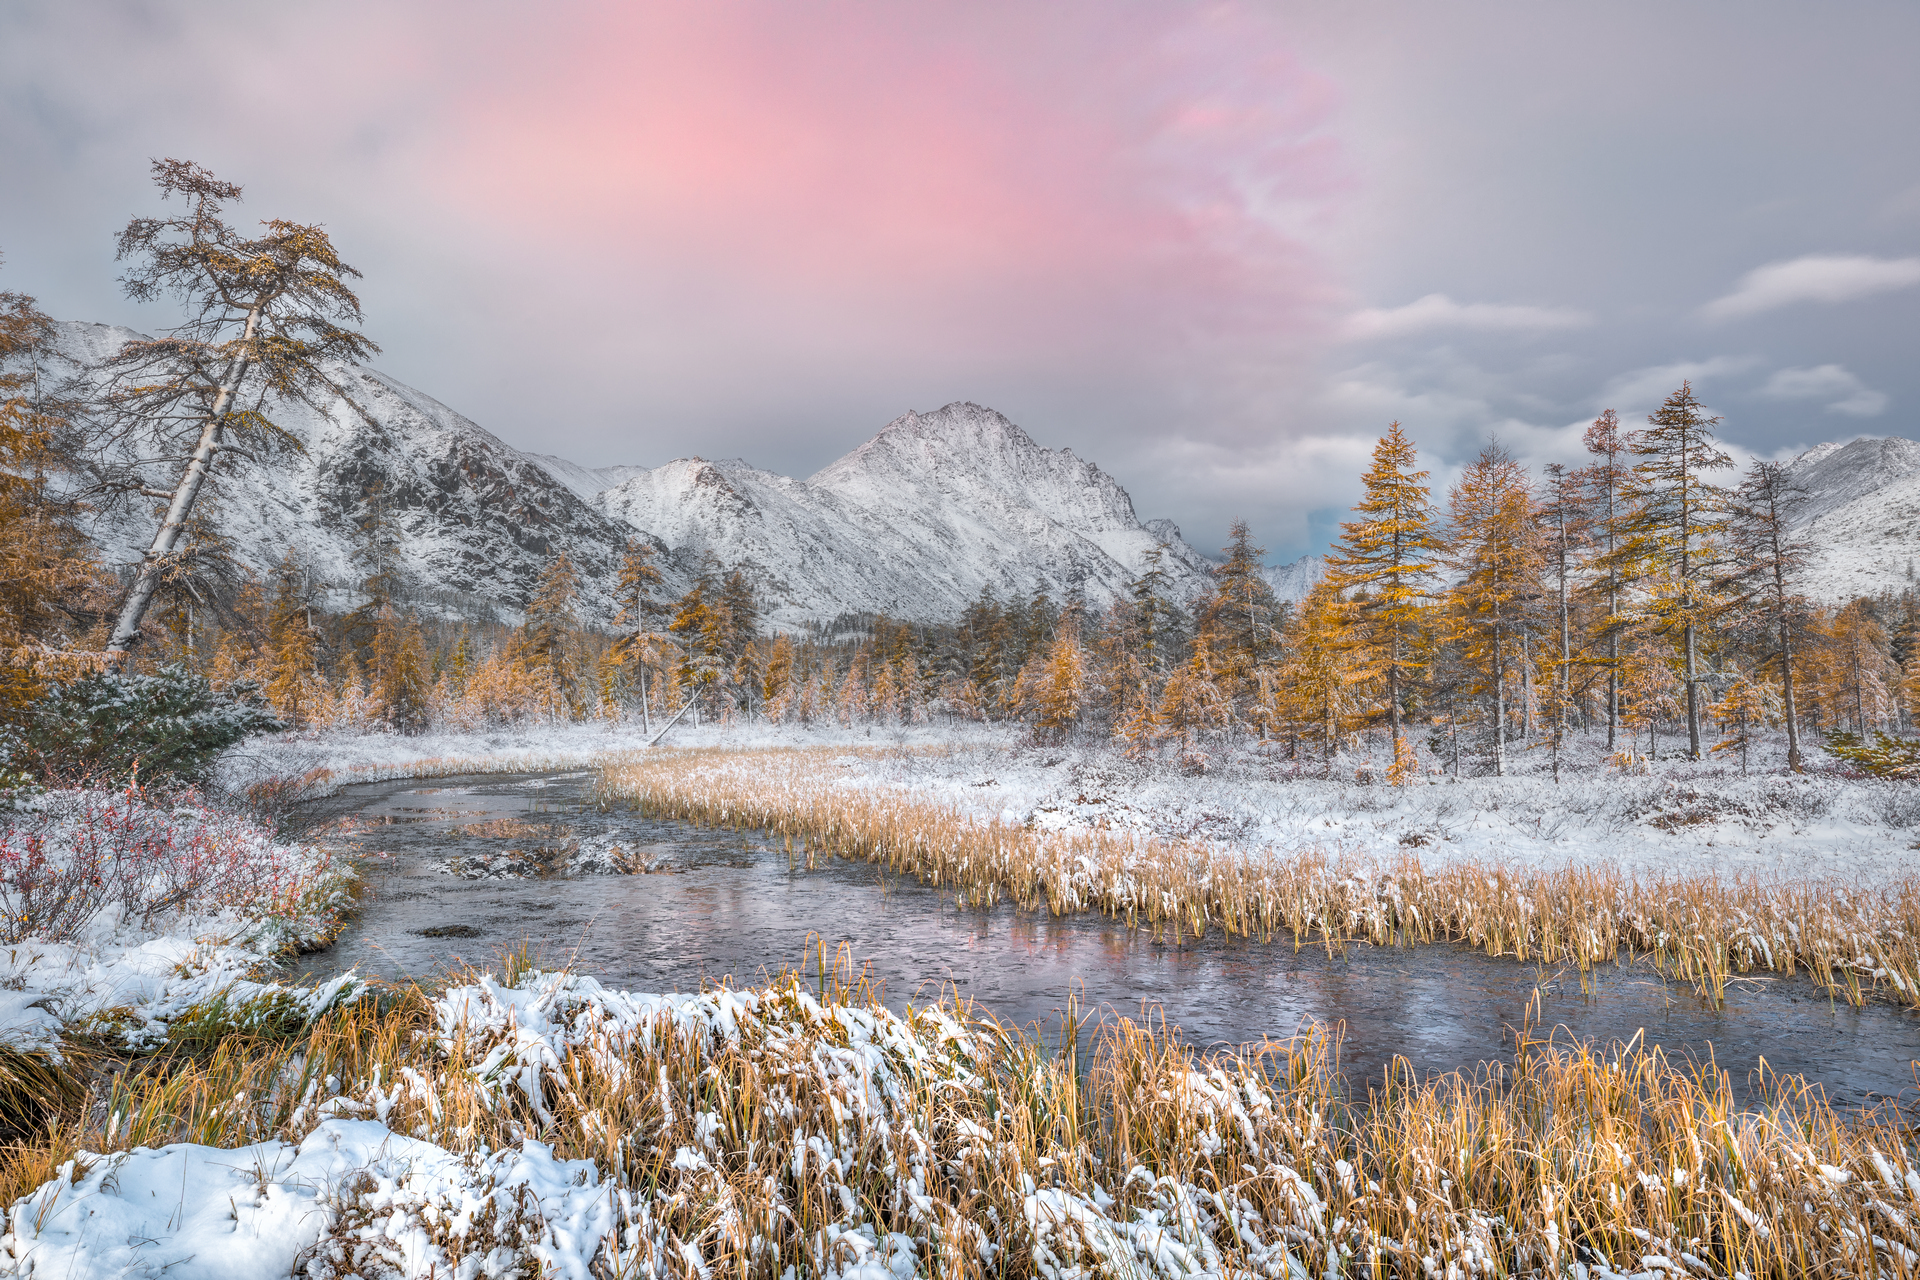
[2,0,1916,566]
[1702,254,1920,321]
[1761,365,1889,418]
[1342,294,1591,341]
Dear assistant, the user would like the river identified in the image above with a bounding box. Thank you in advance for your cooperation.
[292,769,1920,1113]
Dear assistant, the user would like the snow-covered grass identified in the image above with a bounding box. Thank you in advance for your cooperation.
[6,963,1918,1280]
[216,718,1916,883]
[5,725,1919,1277]
[211,717,1018,801]
[818,730,1920,884]
[599,744,1920,1010]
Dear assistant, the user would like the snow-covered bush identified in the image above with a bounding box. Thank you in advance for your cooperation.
[8,666,280,787]
[0,783,336,945]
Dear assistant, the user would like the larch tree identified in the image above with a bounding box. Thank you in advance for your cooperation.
[669,563,728,712]
[612,538,668,725]
[1128,543,1185,676]
[1202,522,1279,672]
[1718,460,1813,769]
[1539,461,1588,768]
[1829,601,1894,733]
[1580,410,1633,748]
[0,261,97,711]
[1445,441,1542,776]
[1280,579,1354,770]
[1323,422,1441,749]
[521,551,580,713]
[1626,382,1733,759]
[98,159,377,668]
[1028,628,1087,741]
[263,550,322,727]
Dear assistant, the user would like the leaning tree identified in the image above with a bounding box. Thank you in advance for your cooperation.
[98,159,376,668]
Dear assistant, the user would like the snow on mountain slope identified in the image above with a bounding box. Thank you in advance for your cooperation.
[55,323,664,621]
[1785,436,1920,602]
[51,322,1227,628]
[587,403,1220,626]
[520,453,651,504]
[1263,553,1329,603]
[805,403,1218,610]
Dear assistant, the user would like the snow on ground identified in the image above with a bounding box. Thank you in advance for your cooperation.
[212,717,1019,795]
[5,1117,614,1280]
[218,719,1920,883]
[0,785,357,1053]
[838,735,1920,883]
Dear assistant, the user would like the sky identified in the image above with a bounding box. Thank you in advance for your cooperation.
[2,1,1916,563]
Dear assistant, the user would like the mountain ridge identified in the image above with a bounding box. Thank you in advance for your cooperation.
[46,324,1222,628]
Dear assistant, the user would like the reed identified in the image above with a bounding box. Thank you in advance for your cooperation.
[599,747,1920,1009]
[5,962,1915,1278]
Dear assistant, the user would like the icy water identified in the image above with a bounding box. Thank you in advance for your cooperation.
[294,770,1920,1113]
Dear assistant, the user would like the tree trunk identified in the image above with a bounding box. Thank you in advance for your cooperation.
[1684,622,1702,758]
[1607,632,1619,750]
[1492,622,1507,777]
[1386,658,1400,748]
[105,313,257,668]
[1780,613,1800,772]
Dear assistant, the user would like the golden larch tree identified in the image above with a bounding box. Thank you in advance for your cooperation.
[1323,422,1441,749]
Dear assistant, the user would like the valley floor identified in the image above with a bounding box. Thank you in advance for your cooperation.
[222,717,1920,884]
[4,721,1917,1278]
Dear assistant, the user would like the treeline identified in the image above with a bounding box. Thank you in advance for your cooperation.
[9,234,1920,774]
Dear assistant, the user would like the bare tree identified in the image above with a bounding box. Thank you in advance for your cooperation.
[98,159,376,668]
[1718,460,1813,770]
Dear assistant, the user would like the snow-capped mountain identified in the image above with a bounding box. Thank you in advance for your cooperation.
[51,323,661,623]
[1262,553,1329,603]
[1784,436,1920,601]
[576,403,1219,626]
[51,325,1219,627]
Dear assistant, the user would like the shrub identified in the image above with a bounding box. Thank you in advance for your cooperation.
[0,784,325,943]
[1823,730,1920,780]
[6,666,280,787]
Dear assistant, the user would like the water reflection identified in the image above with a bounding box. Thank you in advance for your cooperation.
[294,771,1920,1113]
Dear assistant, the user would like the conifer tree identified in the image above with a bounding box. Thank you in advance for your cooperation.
[1127,544,1185,676]
[1540,462,1588,762]
[1626,382,1733,758]
[763,633,795,704]
[669,565,727,714]
[1445,441,1542,775]
[1719,461,1813,769]
[1829,601,1894,733]
[1201,521,1278,671]
[264,551,322,727]
[1710,669,1777,775]
[1030,629,1087,741]
[99,160,377,666]
[1580,410,1633,748]
[521,551,580,715]
[613,538,666,632]
[0,264,97,710]
[1280,580,1354,769]
[372,606,429,732]
[1619,638,1683,760]
[1324,423,1440,748]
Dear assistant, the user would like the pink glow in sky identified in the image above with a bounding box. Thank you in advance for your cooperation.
[408,4,1349,387]
[3,1,1916,558]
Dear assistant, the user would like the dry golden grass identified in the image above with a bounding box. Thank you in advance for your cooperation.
[4,958,1916,1278]
[599,747,1920,1010]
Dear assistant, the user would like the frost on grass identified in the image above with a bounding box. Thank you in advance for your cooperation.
[7,967,1919,1280]
[814,731,1920,883]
